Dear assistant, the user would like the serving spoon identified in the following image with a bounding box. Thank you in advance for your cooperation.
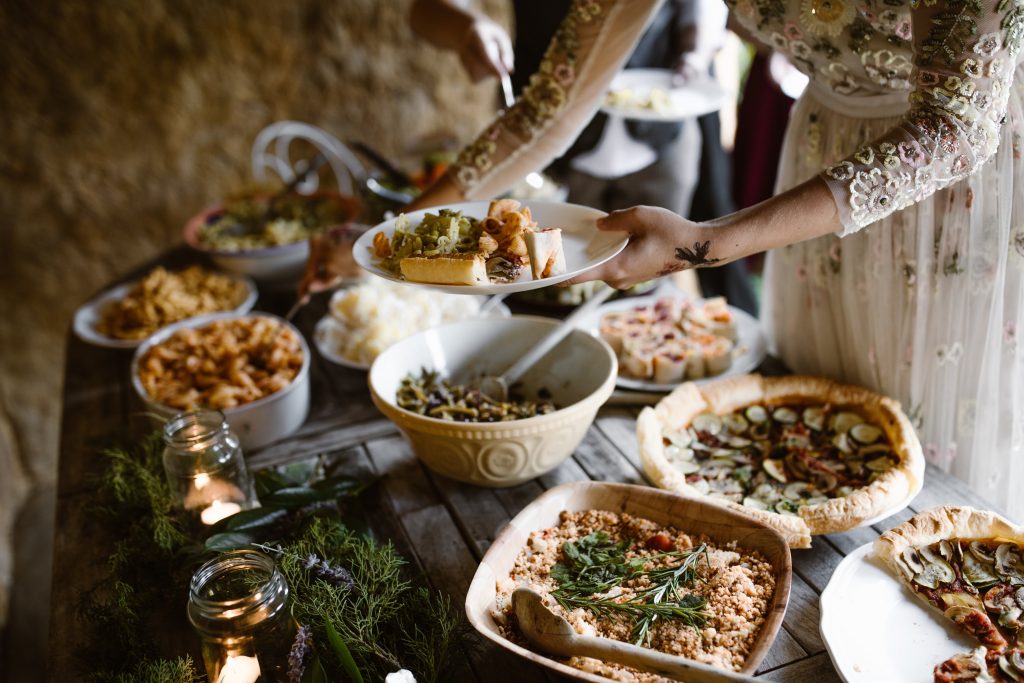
[477,284,616,401]
[512,588,758,683]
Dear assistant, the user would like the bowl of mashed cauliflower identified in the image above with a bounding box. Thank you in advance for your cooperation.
[313,280,510,369]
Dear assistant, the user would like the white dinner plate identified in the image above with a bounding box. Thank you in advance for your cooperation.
[313,300,512,370]
[573,294,768,392]
[820,543,976,683]
[601,68,729,122]
[352,201,627,295]
[72,271,258,349]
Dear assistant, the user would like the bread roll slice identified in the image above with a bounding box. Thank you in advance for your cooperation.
[525,228,567,279]
[399,253,489,285]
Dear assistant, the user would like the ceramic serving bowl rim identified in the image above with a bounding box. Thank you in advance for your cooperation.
[366,315,618,431]
[130,310,311,417]
[465,480,794,680]
[182,190,363,259]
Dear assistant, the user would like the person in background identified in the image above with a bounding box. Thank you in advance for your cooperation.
[408,0,758,314]
[406,0,1024,520]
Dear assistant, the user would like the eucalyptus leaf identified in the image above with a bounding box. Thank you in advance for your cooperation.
[312,475,374,497]
[204,531,255,552]
[223,507,289,532]
[325,620,365,683]
[262,486,332,505]
[255,470,294,498]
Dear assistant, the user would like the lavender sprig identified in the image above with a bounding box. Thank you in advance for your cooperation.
[287,624,313,683]
[251,542,356,591]
[302,553,355,589]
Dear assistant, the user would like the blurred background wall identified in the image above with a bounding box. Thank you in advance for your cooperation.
[0,0,510,677]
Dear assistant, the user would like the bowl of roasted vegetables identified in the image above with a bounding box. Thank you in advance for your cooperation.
[368,316,617,487]
[183,190,362,282]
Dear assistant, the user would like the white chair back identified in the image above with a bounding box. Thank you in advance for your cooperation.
[251,121,367,195]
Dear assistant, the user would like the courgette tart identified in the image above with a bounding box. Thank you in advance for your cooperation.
[637,374,924,547]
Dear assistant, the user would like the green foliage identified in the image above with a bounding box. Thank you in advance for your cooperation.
[276,517,474,683]
[78,433,203,678]
[84,656,203,683]
[75,434,474,683]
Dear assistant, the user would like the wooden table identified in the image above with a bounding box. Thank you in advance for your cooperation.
[49,253,1005,681]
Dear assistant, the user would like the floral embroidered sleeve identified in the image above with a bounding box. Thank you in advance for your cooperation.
[822,0,1024,235]
[448,0,661,201]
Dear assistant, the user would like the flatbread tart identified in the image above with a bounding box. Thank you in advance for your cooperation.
[637,374,924,548]
[875,507,1024,682]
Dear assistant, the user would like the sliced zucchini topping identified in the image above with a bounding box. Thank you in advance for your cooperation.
[661,401,895,518]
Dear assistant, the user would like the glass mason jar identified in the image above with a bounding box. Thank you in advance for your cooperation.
[188,550,296,683]
[162,409,257,525]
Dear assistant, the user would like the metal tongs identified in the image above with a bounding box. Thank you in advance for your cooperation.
[500,70,515,110]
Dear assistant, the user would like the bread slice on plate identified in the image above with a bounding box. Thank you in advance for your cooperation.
[525,228,566,280]
[399,253,489,285]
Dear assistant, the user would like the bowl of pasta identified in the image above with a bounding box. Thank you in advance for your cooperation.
[130,312,311,450]
[183,190,362,283]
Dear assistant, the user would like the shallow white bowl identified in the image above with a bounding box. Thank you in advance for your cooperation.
[130,312,311,450]
[182,192,362,284]
[368,316,617,487]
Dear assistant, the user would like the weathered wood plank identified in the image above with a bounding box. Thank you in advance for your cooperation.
[791,541,845,594]
[363,435,442,518]
[758,653,842,681]
[572,427,645,486]
[779,573,825,655]
[823,525,878,556]
[757,628,807,675]
[249,417,397,469]
[593,408,647,479]
[429,473,516,559]
[537,456,590,490]
[492,480,546,520]
[56,338,132,498]
[401,504,478,599]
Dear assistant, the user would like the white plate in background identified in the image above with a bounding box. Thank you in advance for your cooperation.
[601,68,729,122]
[73,271,258,349]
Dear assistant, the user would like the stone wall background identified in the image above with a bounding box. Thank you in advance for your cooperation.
[0,0,509,675]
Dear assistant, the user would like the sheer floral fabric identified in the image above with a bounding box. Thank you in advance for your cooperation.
[746,0,1024,518]
[446,0,1024,519]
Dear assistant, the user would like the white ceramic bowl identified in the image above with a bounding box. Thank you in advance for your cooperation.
[131,312,311,450]
[182,192,362,284]
[368,316,617,487]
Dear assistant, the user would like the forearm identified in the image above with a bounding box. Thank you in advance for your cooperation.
[694,178,842,266]
[409,0,475,52]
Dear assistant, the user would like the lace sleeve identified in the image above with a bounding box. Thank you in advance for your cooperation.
[821,0,1024,235]
[449,0,662,200]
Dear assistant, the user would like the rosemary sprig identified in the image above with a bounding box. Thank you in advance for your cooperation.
[549,533,711,646]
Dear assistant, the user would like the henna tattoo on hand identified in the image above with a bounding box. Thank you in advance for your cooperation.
[675,240,720,267]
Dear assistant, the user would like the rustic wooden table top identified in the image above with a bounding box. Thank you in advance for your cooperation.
[49,252,1004,681]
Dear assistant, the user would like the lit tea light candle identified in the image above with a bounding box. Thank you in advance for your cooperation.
[201,499,242,525]
[215,654,261,683]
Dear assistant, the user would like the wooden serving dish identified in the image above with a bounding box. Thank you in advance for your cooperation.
[465,481,792,681]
